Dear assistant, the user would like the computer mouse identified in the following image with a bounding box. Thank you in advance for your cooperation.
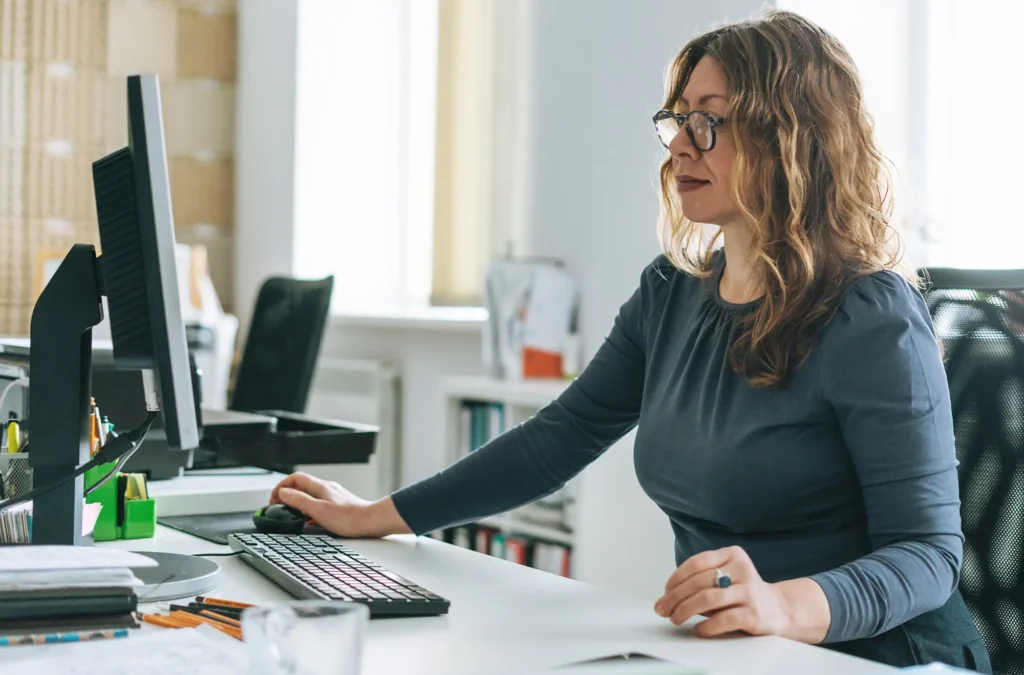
[253,503,307,535]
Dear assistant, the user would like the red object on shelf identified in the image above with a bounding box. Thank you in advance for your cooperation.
[522,347,562,378]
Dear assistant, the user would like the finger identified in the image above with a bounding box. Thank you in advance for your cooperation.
[656,568,718,617]
[668,585,748,627]
[694,606,757,638]
[278,487,328,520]
[270,472,325,503]
[665,546,743,593]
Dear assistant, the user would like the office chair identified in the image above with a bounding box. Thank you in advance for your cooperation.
[921,267,1024,675]
[230,276,334,414]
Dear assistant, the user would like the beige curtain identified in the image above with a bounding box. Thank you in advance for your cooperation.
[431,0,532,306]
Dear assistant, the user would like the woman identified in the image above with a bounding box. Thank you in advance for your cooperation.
[270,11,991,671]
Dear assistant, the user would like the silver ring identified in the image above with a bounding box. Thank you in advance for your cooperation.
[715,568,732,589]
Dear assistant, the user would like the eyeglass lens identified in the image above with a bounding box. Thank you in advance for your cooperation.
[656,112,713,151]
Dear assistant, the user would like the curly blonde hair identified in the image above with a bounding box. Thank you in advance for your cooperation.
[659,10,907,387]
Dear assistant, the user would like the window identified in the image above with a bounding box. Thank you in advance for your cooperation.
[780,0,1024,270]
[292,0,533,314]
[292,0,438,313]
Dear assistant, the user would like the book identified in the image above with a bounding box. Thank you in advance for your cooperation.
[489,532,505,559]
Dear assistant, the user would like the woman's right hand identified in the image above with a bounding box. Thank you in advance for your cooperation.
[269,472,412,538]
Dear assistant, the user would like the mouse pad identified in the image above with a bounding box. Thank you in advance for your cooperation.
[158,512,332,545]
[158,512,257,545]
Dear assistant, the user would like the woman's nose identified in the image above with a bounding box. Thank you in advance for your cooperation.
[668,127,698,159]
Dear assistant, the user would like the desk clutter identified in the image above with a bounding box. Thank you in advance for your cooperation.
[84,461,155,542]
[0,547,154,645]
[1,623,247,675]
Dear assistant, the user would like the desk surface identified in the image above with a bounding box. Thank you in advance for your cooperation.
[94,527,895,675]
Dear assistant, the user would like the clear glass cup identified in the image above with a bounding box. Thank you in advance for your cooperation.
[242,601,369,675]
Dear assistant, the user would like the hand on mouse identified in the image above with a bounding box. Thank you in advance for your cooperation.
[269,472,412,538]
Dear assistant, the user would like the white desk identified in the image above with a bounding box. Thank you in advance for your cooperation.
[95,527,896,675]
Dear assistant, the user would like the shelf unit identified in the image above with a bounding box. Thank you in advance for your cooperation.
[439,375,577,571]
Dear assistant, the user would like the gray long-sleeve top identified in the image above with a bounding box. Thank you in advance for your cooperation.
[391,252,963,644]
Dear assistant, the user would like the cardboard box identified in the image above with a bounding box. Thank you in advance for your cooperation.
[25,219,98,301]
[29,0,108,69]
[161,80,234,156]
[0,303,31,337]
[24,144,101,221]
[0,146,23,218]
[27,65,104,145]
[0,60,26,147]
[107,0,178,78]
[176,0,237,10]
[0,0,30,62]
[102,75,128,153]
[176,224,232,310]
[177,7,236,81]
[169,156,233,227]
[78,0,109,71]
[0,218,27,302]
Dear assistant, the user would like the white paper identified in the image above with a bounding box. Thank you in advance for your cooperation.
[0,546,157,573]
[522,266,578,354]
[0,567,143,591]
[2,626,247,675]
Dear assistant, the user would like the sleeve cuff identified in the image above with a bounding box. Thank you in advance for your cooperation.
[809,570,849,644]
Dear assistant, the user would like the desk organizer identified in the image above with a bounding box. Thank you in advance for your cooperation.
[213,410,378,474]
[0,453,32,500]
[84,461,156,541]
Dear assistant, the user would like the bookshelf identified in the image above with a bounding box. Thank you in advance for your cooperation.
[438,375,576,575]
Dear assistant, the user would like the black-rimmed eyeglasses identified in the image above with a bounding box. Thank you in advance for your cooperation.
[653,109,726,152]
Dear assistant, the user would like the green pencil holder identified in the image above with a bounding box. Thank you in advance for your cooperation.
[84,461,156,541]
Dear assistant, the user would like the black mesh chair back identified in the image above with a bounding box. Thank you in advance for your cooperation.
[921,267,1024,675]
[230,276,334,414]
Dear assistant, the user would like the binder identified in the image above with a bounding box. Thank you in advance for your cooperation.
[0,590,137,622]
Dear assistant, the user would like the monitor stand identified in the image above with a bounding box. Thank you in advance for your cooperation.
[25,244,228,600]
[29,244,103,546]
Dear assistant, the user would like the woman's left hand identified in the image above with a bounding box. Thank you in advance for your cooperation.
[654,545,819,640]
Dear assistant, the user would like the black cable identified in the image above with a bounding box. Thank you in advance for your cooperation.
[82,445,138,497]
[190,551,243,558]
[0,412,157,512]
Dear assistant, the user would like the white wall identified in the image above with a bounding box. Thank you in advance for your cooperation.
[525,0,768,600]
[319,323,484,485]
[234,0,300,329]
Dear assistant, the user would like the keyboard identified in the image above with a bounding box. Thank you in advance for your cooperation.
[228,533,451,617]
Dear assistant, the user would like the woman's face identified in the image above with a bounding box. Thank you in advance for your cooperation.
[669,56,741,228]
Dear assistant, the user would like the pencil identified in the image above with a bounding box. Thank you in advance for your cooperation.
[138,613,193,629]
[199,610,242,628]
[0,628,129,646]
[169,611,242,640]
[194,595,255,609]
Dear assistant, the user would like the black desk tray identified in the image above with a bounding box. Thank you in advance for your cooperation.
[212,410,377,474]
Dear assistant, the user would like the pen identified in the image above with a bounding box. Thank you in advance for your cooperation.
[0,628,129,646]
[194,595,255,609]
[171,602,243,619]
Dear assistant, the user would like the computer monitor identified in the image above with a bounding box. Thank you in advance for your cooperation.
[94,75,199,452]
[28,74,199,545]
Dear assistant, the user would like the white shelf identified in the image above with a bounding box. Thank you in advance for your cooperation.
[477,515,575,547]
[439,375,571,408]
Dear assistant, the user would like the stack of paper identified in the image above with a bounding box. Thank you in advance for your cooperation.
[0,547,156,633]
